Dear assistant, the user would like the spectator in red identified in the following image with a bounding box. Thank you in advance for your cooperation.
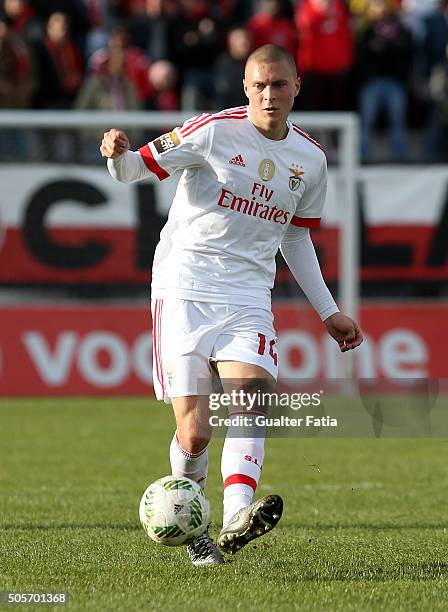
[28,1,90,57]
[247,0,297,56]
[1,0,43,43]
[33,12,83,109]
[146,59,179,110]
[76,44,142,160]
[88,25,152,102]
[295,0,354,110]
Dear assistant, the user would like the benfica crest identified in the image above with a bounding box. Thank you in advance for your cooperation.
[288,163,305,191]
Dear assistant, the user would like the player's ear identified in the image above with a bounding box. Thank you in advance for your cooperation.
[243,79,249,99]
[295,77,301,98]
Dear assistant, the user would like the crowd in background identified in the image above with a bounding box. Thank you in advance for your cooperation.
[0,0,448,162]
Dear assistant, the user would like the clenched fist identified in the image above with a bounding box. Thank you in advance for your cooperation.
[100,129,130,158]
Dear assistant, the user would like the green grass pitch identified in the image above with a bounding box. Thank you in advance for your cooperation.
[1,397,448,611]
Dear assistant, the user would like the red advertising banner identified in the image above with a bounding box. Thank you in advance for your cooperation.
[0,302,446,396]
[0,166,447,286]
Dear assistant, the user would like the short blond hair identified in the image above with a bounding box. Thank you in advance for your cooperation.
[245,44,297,79]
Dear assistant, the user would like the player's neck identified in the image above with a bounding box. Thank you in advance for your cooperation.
[248,110,289,141]
[254,123,288,141]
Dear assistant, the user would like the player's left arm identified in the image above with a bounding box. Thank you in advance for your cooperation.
[280,155,363,353]
[280,226,362,352]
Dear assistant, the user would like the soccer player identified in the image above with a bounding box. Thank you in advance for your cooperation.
[101,44,363,566]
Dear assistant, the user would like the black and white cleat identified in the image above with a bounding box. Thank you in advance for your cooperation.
[187,528,225,566]
[217,495,283,555]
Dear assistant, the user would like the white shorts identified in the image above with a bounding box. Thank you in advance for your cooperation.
[151,298,278,401]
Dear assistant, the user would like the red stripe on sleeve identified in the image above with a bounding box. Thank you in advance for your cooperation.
[290,216,321,228]
[180,112,247,138]
[179,109,247,137]
[178,113,209,136]
[292,126,326,153]
[138,144,170,181]
[224,474,257,492]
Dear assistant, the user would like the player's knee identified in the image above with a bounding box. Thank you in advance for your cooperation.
[177,431,210,455]
[240,377,276,412]
[240,377,276,395]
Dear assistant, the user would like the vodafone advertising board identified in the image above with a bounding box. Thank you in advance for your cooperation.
[0,165,448,285]
[0,303,446,396]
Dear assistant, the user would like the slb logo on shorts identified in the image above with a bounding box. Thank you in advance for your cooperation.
[154,131,180,154]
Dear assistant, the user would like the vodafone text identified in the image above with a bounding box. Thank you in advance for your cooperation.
[217,183,290,224]
[0,307,432,395]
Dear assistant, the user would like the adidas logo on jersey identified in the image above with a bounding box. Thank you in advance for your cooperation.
[229,154,246,167]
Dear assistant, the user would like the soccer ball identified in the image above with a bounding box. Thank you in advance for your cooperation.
[139,475,210,546]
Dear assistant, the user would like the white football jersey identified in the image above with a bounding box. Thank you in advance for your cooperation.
[138,106,327,306]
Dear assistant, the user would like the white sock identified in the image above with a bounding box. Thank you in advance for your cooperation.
[169,432,209,489]
[221,434,265,526]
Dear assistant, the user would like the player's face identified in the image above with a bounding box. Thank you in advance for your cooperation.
[244,59,300,140]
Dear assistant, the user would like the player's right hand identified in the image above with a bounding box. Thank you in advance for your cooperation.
[100,129,130,158]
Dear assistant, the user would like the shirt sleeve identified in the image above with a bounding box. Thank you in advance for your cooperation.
[289,154,327,229]
[107,150,150,183]
[137,113,213,181]
[280,226,339,321]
